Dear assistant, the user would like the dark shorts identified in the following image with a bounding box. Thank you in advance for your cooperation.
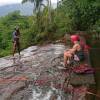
[13,40,20,47]
[75,51,85,61]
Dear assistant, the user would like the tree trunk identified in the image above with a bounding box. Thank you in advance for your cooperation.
[47,0,51,24]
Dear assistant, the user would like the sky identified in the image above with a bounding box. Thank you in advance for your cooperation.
[0,0,57,6]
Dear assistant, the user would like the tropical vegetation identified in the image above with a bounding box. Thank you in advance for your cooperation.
[0,0,100,57]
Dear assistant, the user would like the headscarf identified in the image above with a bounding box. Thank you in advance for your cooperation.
[70,35,80,43]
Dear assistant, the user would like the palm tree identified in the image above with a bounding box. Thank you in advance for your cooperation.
[47,0,52,24]
[57,0,59,8]
[22,0,53,33]
[22,0,45,13]
[22,0,45,32]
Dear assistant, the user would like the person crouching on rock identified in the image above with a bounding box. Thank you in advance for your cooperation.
[64,35,85,67]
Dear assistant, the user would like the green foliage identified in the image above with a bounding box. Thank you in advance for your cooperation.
[92,19,100,33]
[58,0,100,31]
[0,0,100,57]
[0,11,34,57]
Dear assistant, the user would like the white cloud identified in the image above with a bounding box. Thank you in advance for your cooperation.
[0,0,22,6]
[0,0,57,6]
[51,0,57,3]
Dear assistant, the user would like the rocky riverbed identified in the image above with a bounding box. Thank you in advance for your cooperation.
[0,44,90,100]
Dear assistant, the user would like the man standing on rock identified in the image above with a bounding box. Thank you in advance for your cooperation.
[12,26,20,57]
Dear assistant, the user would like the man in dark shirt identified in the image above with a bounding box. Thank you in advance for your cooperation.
[12,27,20,56]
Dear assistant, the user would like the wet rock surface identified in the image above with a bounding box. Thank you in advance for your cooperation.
[0,44,90,100]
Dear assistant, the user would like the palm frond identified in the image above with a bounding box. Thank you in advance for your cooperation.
[22,0,35,4]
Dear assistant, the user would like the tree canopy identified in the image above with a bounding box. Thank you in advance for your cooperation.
[0,0,100,56]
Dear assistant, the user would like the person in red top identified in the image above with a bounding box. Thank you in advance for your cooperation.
[64,34,85,67]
